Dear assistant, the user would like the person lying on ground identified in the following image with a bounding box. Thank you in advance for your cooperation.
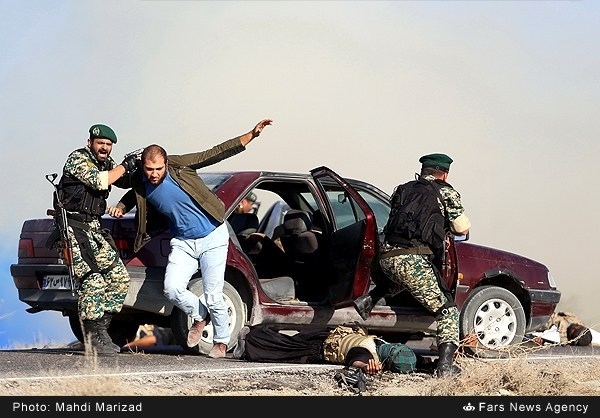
[232,324,435,375]
[545,311,592,346]
[122,324,175,349]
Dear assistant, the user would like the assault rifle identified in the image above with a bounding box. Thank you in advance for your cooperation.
[334,366,368,395]
[45,173,76,296]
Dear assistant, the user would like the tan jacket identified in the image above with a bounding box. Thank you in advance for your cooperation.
[546,311,583,345]
[322,325,379,365]
[117,136,246,253]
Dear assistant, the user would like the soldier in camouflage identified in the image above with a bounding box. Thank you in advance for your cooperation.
[55,124,138,356]
[353,153,471,378]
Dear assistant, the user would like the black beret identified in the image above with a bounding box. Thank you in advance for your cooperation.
[419,153,453,172]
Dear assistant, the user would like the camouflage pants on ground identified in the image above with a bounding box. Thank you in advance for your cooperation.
[379,254,459,346]
[67,222,130,321]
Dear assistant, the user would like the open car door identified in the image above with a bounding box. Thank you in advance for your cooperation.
[310,166,380,307]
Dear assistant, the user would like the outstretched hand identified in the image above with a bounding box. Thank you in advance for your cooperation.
[252,119,273,138]
[240,119,273,147]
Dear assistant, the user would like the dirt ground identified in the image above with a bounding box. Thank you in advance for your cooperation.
[3,354,600,397]
[3,335,600,397]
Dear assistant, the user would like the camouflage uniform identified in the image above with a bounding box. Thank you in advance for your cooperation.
[378,175,467,347]
[60,148,130,321]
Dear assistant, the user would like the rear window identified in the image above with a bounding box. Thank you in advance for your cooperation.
[197,173,233,192]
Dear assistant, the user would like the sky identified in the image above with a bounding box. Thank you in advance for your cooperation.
[1,0,599,348]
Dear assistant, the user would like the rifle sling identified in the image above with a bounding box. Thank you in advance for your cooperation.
[67,218,120,275]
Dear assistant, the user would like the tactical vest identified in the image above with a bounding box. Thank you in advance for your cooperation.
[55,148,110,218]
[322,325,379,365]
[383,177,449,254]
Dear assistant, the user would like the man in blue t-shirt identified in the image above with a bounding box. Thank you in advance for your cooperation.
[109,118,273,358]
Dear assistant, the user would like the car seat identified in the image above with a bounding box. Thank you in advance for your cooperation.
[279,210,324,301]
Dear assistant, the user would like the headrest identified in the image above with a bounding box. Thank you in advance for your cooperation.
[229,213,259,236]
[283,210,312,234]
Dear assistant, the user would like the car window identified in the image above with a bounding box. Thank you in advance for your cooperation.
[318,187,364,230]
[197,173,232,192]
[358,190,390,234]
[299,192,318,212]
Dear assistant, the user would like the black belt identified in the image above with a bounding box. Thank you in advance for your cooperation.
[380,245,432,258]
[66,212,99,223]
[66,213,97,231]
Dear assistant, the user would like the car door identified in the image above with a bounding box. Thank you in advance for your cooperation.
[310,166,380,307]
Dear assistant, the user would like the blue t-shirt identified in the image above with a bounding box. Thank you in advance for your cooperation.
[144,172,218,239]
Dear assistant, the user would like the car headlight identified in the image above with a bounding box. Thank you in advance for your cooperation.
[547,271,558,288]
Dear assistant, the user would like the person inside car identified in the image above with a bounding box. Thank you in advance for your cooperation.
[235,191,258,214]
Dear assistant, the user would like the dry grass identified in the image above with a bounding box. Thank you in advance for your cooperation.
[2,354,600,396]
[425,356,600,396]
[417,334,600,396]
[2,327,599,396]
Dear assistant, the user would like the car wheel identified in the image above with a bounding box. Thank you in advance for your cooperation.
[68,313,139,348]
[68,313,84,343]
[171,280,247,355]
[459,285,525,358]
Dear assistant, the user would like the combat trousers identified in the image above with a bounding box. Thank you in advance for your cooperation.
[379,254,459,346]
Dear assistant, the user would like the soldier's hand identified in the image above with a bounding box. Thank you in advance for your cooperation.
[121,154,139,174]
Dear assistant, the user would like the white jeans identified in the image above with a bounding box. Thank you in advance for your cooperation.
[163,222,230,345]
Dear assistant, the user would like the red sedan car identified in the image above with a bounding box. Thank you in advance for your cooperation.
[11,166,561,357]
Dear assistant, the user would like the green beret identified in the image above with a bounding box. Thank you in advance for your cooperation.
[89,124,117,144]
[245,191,257,202]
[419,153,453,172]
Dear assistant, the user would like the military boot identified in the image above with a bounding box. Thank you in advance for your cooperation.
[352,295,374,321]
[352,284,390,321]
[82,319,118,357]
[97,313,121,353]
[435,342,461,378]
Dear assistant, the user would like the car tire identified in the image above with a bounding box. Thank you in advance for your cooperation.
[459,285,525,359]
[68,313,139,348]
[68,313,84,344]
[170,280,247,355]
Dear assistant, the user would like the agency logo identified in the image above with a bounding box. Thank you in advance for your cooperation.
[463,403,475,412]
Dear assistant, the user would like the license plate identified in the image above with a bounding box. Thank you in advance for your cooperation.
[42,275,79,290]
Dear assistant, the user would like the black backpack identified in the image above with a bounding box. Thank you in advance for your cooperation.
[383,177,448,253]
